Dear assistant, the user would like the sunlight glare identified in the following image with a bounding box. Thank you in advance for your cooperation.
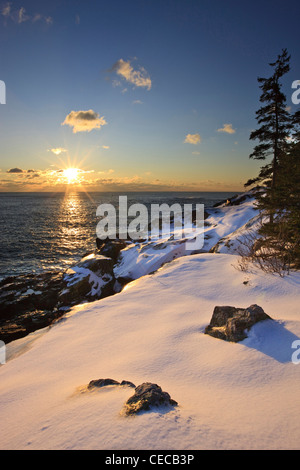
[63,167,80,184]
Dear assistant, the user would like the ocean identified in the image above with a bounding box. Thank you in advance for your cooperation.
[0,191,239,281]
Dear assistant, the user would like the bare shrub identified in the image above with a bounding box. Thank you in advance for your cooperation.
[234,217,296,277]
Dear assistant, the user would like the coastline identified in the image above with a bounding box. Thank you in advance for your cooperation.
[0,190,253,344]
[1,187,300,450]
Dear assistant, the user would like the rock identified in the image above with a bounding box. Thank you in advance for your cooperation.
[204,304,272,342]
[88,378,121,389]
[58,276,91,306]
[120,380,136,388]
[96,238,128,261]
[213,192,249,208]
[0,308,63,344]
[0,254,118,344]
[0,272,63,320]
[0,322,28,343]
[213,187,263,208]
[122,382,178,416]
[58,254,115,306]
[87,378,136,389]
[75,254,114,275]
[0,272,65,344]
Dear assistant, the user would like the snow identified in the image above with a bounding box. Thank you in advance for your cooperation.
[1,190,300,450]
[113,190,259,280]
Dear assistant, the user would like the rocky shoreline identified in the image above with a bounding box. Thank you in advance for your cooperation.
[0,239,131,344]
[0,189,259,345]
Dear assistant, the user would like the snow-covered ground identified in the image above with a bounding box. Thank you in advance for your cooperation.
[1,191,300,450]
[113,189,259,280]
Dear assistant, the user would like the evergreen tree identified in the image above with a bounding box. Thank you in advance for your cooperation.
[243,49,300,273]
[245,48,292,193]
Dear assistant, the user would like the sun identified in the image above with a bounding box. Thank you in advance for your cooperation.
[63,167,80,184]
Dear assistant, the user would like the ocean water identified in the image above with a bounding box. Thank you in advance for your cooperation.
[0,191,239,280]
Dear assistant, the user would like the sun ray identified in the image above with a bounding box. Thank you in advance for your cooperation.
[63,167,79,184]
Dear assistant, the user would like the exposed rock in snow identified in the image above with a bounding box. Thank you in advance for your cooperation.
[122,382,178,416]
[95,238,129,261]
[58,254,115,306]
[88,378,136,389]
[205,304,272,342]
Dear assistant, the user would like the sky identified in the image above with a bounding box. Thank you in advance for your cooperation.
[0,0,299,192]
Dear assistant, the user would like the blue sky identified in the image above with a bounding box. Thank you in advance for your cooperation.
[0,0,299,191]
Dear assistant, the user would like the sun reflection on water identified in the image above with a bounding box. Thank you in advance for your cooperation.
[57,191,95,254]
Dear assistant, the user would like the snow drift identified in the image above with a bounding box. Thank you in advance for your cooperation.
[1,189,300,450]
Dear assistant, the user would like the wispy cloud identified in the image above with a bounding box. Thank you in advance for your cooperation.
[1,3,53,25]
[17,6,29,23]
[184,133,201,145]
[62,110,107,134]
[98,168,114,175]
[111,58,152,90]
[217,123,236,134]
[1,2,11,17]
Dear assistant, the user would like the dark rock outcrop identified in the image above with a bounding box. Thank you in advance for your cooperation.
[123,382,178,416]
[85,379,177,416]
[0,272,65,343]
[88,378,136,389]
[96,238,128,261]
[0,250,129,344]
[204,304,272,342]
[58,255,115,307]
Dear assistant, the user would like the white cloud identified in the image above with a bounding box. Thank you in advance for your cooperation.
[112,59,152,90]
[217,123,236,134]
[102,145,110,149]
[49,147,68,155]
[62,110,107,134]
[184,133,201,145]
